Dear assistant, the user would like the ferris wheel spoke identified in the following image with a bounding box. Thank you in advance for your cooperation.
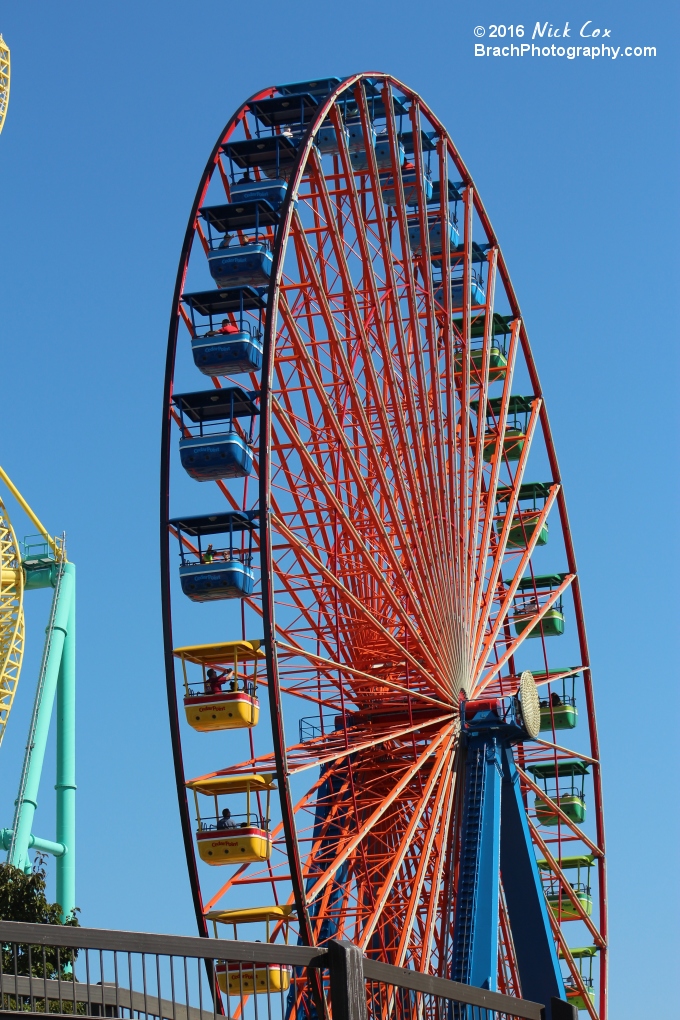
[470,393,541,672]
[269,321,448,646]
[275,642,451,710]
[392,760,456,967]
[472,483,559,687]
[432,139,456,543]
[288,176,452,618]
[286,717,455,775]
[526,821,605,944]
[542,900,601,1020]
[378,87,438,469]
[465,247,498,622]
[467,318,522,658]
[215,154,233,200]
[455,184,475,629]
[417,763,456,973]
[329,100,452,596]
[477,574,574,692]
[277,271,443,606]
[357,736,454,952]
[388,94,444,525]
[518,766,603,860]
[302,723,455,906]
[378,89,455,589]
[467,314,521,593]
[498,883,522,996]
[272,513,446,690]
[532,736,597,763]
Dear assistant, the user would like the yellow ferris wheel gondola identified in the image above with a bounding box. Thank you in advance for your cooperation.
[174,639,263,732]
[0,36,9,136]
[186,773,275,865]
[207,906,295,996]
[0,494,24,748]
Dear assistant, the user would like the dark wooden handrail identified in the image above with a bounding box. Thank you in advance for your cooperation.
[0,921,546,1019]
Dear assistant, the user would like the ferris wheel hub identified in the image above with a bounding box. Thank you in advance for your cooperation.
[462,671,540,744]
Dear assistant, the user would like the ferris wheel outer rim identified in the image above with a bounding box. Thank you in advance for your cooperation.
[160,84,279,943]
[160,71,607,1014]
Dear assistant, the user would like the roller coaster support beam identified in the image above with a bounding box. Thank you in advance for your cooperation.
[0,830,66,857]
[7,563,76,920]
[56,588,76,916]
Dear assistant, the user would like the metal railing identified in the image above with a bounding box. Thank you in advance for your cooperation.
[0,921,560,1020]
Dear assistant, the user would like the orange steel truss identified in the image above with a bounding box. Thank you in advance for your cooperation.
[161,74,607,1020]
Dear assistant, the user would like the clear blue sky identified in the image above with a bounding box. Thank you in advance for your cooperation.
[0,2,677,1016]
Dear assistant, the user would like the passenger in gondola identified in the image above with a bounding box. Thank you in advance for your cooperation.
[216,808,236,830]
[205,668,224,694]
[203,544,215,563]
[206,318,240,338]
[550,691,562,707]
[204,667,235,694]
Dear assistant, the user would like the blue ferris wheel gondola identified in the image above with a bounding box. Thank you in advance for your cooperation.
[183,287,266,377]
[170,510,260,602]
[172,387,259,482]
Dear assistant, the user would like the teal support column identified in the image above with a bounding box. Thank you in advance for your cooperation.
[56,574,76,920]
[8,563,75,875]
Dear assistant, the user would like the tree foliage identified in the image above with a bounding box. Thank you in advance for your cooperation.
[0,856,79,981]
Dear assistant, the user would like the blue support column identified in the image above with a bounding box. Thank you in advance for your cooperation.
[452,687,568,1019]
[500,745,565,1011]
[451,737,503,990]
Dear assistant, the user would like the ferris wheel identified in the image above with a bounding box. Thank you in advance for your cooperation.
[161,73,607,1020]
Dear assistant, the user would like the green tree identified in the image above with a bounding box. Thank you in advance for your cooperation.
[0,856,79,981]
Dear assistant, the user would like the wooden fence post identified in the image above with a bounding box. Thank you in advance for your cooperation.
[542,998,578,1020]
[328,940,367,1020]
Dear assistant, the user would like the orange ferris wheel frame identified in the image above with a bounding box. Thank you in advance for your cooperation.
[160,72,607,1020]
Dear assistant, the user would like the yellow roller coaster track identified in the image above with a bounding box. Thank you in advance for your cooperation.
[0,36,9,136]
[0,495,24,747]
